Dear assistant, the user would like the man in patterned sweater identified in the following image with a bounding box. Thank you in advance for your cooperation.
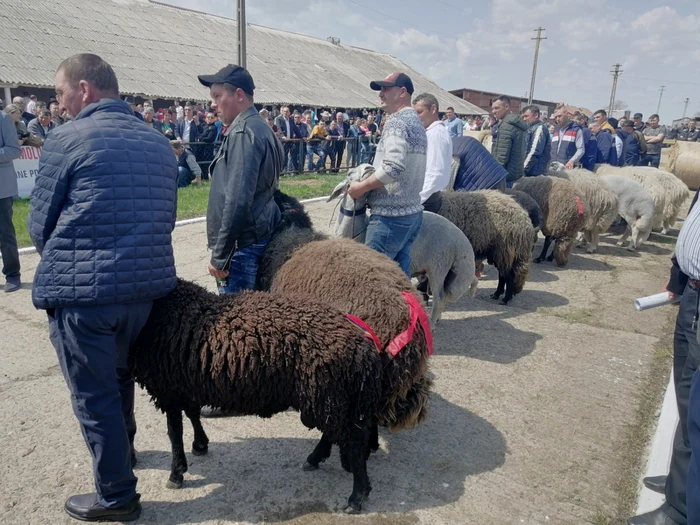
[348,72,426,276]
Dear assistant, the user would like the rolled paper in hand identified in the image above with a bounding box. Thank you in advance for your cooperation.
[634,292,681,311]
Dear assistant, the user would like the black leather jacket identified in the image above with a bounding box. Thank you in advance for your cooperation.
[207,106,283,271]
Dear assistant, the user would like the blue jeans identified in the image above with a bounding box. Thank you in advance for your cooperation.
[688,369,700,524]
[307,144,327,171]
[177,166,193,188]
[364,212,423,276]
[217,238,270,294]
[48,302,153,507]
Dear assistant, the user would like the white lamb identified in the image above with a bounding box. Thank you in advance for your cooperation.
[594,164,683,233]
[598,175,655,251]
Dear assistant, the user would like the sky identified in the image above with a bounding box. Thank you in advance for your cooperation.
[162,0,700,122]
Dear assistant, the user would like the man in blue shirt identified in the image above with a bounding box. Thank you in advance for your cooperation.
[29,54,177,522]
[444,106,464,137]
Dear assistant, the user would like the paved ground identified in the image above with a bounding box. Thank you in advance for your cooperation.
[0,198,682,525]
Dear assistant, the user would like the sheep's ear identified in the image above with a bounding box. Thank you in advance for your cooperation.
[359,164,375,181]
[327,180,348,202]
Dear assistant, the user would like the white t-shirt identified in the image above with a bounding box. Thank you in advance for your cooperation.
[420,120,452,203]
[26,100,36,115]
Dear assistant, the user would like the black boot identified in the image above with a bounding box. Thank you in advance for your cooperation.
[627,505,683,525]
[64,493,141,522]
[642,474,667,494]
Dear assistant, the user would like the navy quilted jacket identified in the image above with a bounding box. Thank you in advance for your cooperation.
[28,98,178,309]
[451,136,508,191]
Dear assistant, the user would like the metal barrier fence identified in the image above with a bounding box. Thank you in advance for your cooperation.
[184,136,378,177]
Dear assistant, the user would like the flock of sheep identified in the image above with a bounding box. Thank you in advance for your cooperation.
[128,161,688,514]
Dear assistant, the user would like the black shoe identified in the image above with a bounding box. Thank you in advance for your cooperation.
[627,505,682,525]
[643,474,667,494]
[200,405,236,418]
[64,493,141,522]
[4,276,21,293]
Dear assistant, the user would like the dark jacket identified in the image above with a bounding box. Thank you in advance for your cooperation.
[580,126,597,170]
[595,128,618,165]
[523,120,551,176]
[199,123,219,163]
[452,136,508,191]
[27,118,55,140]
[175,117,200,142]
[28,98,178,309]
[679,128,700,142]
[618,129,640,167]
[491,113,528,182]
[274,115,298,139]
[207,106,283,271]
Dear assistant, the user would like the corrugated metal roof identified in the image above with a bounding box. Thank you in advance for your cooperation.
[0,0,484,113]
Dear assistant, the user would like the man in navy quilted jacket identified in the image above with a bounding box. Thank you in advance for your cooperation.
[28,54,177,522]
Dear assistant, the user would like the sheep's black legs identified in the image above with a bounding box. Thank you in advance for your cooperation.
[368,422,379,454]
[491,274,506,300]
[303,433,333,471]
[184,406,209,456]
[501,270,516,305]
[166,409,188,489]
[535,236,552,263]
[340,424,372,514]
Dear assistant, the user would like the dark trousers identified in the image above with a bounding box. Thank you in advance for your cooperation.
[687,369,700,524]
[332,140,346,171]
[640,153,661,168]
[48,302,153,507]
[664,284,700,523]
[0,196,20,279]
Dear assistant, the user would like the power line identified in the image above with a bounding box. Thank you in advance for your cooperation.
[528,27,546,105]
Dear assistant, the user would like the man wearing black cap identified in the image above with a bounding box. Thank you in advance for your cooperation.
[347,72,426,276]
[633,113,645,132]
[198,64,282,295]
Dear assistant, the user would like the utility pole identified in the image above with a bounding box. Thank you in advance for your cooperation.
[682,97,690,118]
[527,27,546,105]
[657,85,666,115]
[608,63,622,115]
[237,0,247,68]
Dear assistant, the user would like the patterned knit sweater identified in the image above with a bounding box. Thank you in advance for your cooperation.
[368,107,427,217]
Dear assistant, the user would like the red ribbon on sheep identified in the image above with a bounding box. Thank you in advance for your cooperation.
[345,292,434,357]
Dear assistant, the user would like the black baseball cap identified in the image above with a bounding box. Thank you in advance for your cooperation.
[370,72,414,95]
[633,112,643,119]
[198,64,255,95]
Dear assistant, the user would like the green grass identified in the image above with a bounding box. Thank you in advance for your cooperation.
[12,173,345,248]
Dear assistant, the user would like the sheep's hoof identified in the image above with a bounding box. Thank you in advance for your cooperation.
[661,229,669,235]
[616,241,624,247]
[545,254,554,262]
[191,443,208,456]
[302,462,319,472]
[343,505,361,515]
[489,292,502,300]
[533,257,543,264]
[343,497,366,514]
[586,247,596,254]
[166,477,183,489]
[499,299,510,306]
[626,246,635,252]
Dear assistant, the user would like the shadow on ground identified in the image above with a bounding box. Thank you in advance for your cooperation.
[435,312,543,364]
[134,393,505,523]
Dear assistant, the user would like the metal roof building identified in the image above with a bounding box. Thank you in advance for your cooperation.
[0,0,484,113]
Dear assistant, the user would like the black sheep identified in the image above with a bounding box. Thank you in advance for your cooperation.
[131,279,387,513]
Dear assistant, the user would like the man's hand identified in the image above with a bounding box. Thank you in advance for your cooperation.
[565,161,574,169]
[209,263,228,279]
[194,176,202,188]
[664,287,680,306]
[348,181,368,200]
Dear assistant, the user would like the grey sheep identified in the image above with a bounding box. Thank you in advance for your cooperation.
[329,164,478,324]
[598,175,655,250]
